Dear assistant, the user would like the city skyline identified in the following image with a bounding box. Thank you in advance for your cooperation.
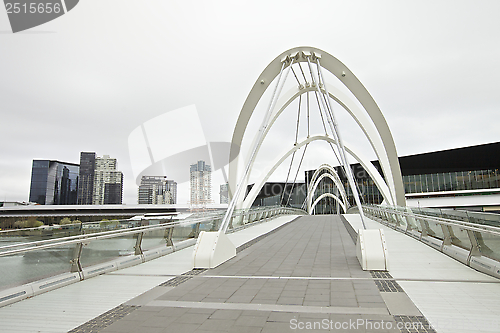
[22,152,227,206]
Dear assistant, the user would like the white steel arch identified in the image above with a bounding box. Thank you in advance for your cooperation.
[235,83,397,210]
[309,193,346,215]
[229,46,405,209]
[242,135,393,209]
[306,165,349,214]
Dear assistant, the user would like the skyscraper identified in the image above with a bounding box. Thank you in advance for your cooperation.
[77,152,95,205]
[77,153,123,205]
[220,183,229,204]
[138,176,177,204]
[190,160,211,206]
[165,179,177,204]
[92,155,123,205]
[29,160,79,205]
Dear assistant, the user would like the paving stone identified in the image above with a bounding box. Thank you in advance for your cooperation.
[276,296,304,305]
[209,309,242,320]
[141,315,177,327]
[157,307,190,317]
[261,321,294,333]
[176,312,211,324]
[162,323,201,333]
[228,327,262,333]
[197,318,235,331]
[280,290,306,298]
[267,311,297,322]
[235,315,268,327]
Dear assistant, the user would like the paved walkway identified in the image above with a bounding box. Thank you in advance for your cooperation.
[346,214,500,333]
[69,215,432,333]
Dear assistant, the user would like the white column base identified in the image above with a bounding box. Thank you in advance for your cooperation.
[192,231,236,269]
[356,229,389,271]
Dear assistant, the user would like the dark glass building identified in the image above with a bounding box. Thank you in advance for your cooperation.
[250,141,500,214]
[77,152,96,205]
[104,182,123,205]
[29,160,80,205]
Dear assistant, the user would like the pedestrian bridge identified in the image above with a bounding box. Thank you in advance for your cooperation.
[1,211,500,333]
[1,47,500,332]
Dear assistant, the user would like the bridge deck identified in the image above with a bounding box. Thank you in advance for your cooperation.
[70,216,430,333]
[1,215,499,332]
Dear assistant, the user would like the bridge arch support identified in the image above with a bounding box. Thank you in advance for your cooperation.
[306,164,349,214]
[310,193,346,215]
[242,135,393,210]
[229,46,405,211]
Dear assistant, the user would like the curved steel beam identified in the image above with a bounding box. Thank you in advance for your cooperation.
[242,135,393,209]
[229,47,405,207]
[309,193,346,215]
[237,84,396,209]
[306,166,348,213]
[307,173,347,214]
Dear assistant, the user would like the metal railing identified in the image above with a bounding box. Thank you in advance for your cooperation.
[363,204,500,279]
[0,206,305,306]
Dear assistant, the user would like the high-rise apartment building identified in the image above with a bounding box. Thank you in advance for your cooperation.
[220,183,229,204]
[92,155,123,205]
[77,153,123,205]
[77,152,95,205]
[165,179,177,204]
[138,176,177,204]
[190,160,212,205]
[29,160,79,205]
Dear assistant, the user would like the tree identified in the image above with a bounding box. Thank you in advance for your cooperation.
[60,217,73,225]
[14,218,44,228]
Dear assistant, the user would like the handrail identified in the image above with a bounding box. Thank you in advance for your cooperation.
[0,205,305,257]
[0,219,196,256]
[370,205,500,236]
[362,204,500,280]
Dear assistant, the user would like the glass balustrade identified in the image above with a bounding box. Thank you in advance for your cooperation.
[80,235,136,268]
[141,228,170,252]
[171,223,198,244]
[0,245,73,292]
[440,209,470,223]
[425,221,444,240]
[478,232,500,261]
[0,206,305,293]
[467,211,500,228]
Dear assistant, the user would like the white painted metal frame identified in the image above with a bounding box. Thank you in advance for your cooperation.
[310,193,347,215]
[237,83,397,210]
[229,47,405,211]
[242,135,393,209]
[306,164,348,214]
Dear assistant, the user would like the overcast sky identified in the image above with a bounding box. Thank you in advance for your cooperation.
[1,0,500,205]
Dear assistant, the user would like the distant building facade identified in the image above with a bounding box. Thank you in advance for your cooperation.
[190,160,211,205]
[77,152,123,205]
[92,155,123,205]
[165,179,177,204]
[251,142,500,214]
[77,152,95,205]
[138,176,177,204]
[29,160,79,205]
[220,183,229,204]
